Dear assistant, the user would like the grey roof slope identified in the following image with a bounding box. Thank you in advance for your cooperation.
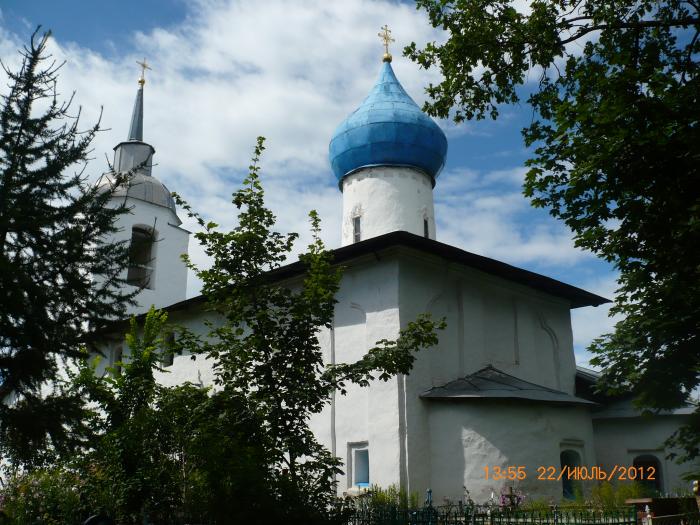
[128,84,144,141]
[168,231,609,310]
[420,365,596,406]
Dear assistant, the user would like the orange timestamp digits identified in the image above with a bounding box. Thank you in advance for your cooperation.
[482,466,528,481]
[483,465,656,482]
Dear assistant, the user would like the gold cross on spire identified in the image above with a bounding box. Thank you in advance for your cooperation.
[136,58,152,86]
[378,24,395,63]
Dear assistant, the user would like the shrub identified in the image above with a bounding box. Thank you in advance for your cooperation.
[1,468,83,525]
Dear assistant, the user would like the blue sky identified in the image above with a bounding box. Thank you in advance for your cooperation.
[0,0,618,366]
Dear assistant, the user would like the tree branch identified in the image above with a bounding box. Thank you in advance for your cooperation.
[560,17,700,45]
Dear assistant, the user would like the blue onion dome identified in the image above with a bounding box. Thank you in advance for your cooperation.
[329,61,448,185]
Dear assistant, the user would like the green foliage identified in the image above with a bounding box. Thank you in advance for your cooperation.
[1,468,83,525]
[1,136,442,524]
[68,307,280,524]
[407,0,700,472]
[0,29,135,465]
[588,481,656,508]
[520,498,552,512]
[172,136,444,523]
[366,484,421,509]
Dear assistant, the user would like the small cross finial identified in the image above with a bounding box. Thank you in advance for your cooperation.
[378,25,395,63]
[136,58,152,86]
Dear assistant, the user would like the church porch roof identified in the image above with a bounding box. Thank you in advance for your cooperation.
[420,365,596,406]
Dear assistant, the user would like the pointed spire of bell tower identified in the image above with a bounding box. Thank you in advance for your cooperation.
[127,59,150,141]
[113,58,155,177]
[128,85,144,141]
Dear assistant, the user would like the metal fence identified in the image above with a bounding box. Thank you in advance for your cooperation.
[345,504,639,525]
[650,514,700,525]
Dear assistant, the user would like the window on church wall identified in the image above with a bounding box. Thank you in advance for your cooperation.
[111,345,123,376]
[633,454,663,493]
[161,331,175,367]
[423,218,429,238]
[347,442,369,488]
[161,331,182,367]
[354,449,369,487]
[353,216,361,243]
[127,225,156,289]
[560,449,582,499]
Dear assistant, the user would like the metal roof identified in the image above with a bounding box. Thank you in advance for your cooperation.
[128,84,144,141]
[420,365,596,406]
[95,171,179,219]
[155,231,610,311]
[94,79,179,218]
[329,61,447,184]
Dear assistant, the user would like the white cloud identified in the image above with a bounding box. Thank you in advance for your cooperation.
[435,166,592,267]
[0,0,617,362]
[0,0,448,297]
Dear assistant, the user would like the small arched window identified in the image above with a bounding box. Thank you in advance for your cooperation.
[560,449,582,499]
[127,225,156,289]
[633,454,663,493]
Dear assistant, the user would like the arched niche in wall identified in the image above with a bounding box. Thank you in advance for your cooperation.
[560,449,582,499]
[426,287,463,382]
[334,302,367,363]
[538,314,561,390]
[633,454,663,493]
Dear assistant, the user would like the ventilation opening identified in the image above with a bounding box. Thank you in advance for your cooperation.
[127,225,156,289]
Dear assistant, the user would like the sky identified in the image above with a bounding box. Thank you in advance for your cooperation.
[0,0,619,367]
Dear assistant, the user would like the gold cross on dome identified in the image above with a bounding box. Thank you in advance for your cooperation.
[378,24,395,62]
[136,58,152,86]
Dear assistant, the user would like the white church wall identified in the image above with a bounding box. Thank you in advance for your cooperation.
[89,245,601,503]
[106,198,189,315]
[397,250,576,394]
[91,301,220,385]
[153,305,219,388]
[426,401,596,502]
[307,255,404,492]
[341,166,436,246]
[592,414,698,494]
[395,250,587,499]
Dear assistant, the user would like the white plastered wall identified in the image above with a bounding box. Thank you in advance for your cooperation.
[427,402,596,502]
[308,255,404,492]
[592,414,698,494]
[341,166,435,246]
[395,250,594,501]
[106,197,189,315]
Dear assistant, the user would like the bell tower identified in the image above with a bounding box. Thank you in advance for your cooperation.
[96,60,189,314]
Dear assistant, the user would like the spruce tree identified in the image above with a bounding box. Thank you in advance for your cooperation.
[0,30,133,464]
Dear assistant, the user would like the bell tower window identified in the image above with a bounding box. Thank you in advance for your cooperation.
[127,225,156,289]
[424,218,429,238]
[353,216,361,243]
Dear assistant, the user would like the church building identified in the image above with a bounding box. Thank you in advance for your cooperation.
[94,36,697,503]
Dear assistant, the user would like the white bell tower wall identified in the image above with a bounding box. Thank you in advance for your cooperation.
[341,166,436,246]
[106,197,189,315]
